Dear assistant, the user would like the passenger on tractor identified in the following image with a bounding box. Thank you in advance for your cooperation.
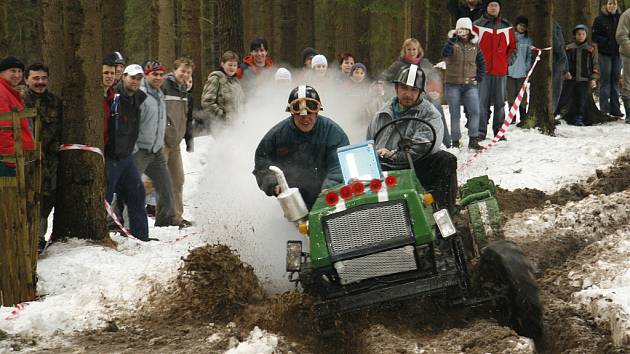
[367,64,458,214]
[253,85,350,209]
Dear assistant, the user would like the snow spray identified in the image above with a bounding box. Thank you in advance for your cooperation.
[190,66,372,292]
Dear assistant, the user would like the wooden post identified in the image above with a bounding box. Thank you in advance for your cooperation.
[0,108,39,306]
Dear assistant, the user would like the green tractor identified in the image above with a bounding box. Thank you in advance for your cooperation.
[272,118,543,345]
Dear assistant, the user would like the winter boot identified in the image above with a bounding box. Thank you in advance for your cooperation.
[468,137,484,150]
[624,98,630,123]
[574,115,584,126]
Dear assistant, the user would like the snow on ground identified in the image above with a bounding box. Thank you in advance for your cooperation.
[1,93,630,353]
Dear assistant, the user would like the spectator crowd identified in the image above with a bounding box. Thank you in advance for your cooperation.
[1,0,629,247]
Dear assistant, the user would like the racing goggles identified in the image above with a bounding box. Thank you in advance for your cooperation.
[287,98,321,115]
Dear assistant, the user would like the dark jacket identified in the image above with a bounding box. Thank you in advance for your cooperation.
[23,89,63,193]
[592,5,621,56]
[253,115,349,208]
[553,20,569,73]
[161,74,193,150]
[565,41,600,82]
[447,0,485,23]
[106,84,147,160]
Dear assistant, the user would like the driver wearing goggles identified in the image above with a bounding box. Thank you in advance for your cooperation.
[253,85,349,209]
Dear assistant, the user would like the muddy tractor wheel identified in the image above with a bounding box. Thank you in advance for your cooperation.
[475,240,544,344]
[299,261,325,298]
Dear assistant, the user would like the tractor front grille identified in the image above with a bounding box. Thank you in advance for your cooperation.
[334,246,418,285]
[322,200,414,257]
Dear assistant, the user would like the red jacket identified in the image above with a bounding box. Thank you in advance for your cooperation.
[235,55,273,79]
[473,14,517,76]
[0,78,35,156]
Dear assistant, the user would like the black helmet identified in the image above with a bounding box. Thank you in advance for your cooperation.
[286,85,323,115]
[392,64,426,91]
[104,51,125,66]
[573,24,588,34]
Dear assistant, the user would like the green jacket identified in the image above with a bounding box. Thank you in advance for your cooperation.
[23,89,63,194]
[201,70,244,124]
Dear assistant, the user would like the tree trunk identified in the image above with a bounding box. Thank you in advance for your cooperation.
[179,0,203,106]
[216,0,244,58]
[528,1,555,134]
[295,0,315,67]
[0,1,8,57]
[102,0,125,56]
[41,0,64,96]
[54,0,107,240]
[158,0,176,66]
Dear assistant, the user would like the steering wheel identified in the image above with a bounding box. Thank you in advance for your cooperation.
[373,117,437,166]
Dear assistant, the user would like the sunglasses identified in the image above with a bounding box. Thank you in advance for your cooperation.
[288,98,321,114]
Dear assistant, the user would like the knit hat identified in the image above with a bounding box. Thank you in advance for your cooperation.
[250,37,268,51]
[573,24,589,34]
[142,59,166,75]
[0,56,25,72]
[515,16,528,27]
[311,54,327,68]
[487,0,501,7]
[455,17,473,31]
[350,63,367,75]
[275,67,292,82]
[301,47,318,64]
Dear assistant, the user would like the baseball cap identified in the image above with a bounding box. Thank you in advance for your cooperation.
[123,64,144,76]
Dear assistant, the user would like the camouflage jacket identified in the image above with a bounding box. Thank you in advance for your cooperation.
[23,89,63,192]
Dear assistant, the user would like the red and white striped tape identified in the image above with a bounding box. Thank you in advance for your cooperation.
[3,302,30,321]
[458,47,552,171]
[58,144,104,159]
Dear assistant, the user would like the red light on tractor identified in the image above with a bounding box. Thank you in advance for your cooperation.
[352,182,365,195]
[325,191,339,206]
[339,185,353,200]
[369,179,382,192]
[385,175,397,188]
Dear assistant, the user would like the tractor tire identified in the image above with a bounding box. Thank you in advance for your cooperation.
[475,240,544,345]
[299,261,325,298]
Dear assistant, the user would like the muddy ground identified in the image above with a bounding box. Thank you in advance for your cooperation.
[5,151,630,353]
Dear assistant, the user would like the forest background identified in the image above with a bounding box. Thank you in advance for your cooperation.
[1,0,626,106]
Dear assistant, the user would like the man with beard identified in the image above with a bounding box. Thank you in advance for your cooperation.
[23,63,63,240]
[367,65,457,214]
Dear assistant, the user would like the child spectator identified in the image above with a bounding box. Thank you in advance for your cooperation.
[557,24,599,126]
[443,17,486,150]
[201,50,245,126]
[507,16,533,126]
[348,63,368,97]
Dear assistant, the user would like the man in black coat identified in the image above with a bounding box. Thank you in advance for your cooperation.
[106,64,152,241]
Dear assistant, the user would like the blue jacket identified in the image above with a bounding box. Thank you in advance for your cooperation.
[136,80,167,153]
[509,32,532,78]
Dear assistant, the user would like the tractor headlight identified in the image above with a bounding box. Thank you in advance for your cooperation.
[433,209,456,238]
[286,241,303,272]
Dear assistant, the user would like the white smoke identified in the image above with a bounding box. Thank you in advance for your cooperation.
[190,67,383,292]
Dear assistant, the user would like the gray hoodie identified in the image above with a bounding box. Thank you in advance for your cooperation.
[136,79,167,153]
[366,96,443,167]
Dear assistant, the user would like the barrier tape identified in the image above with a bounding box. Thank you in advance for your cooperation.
[3,302,30,321]
[58,144,104,160]
[458,46,552,171]
[58,143,196,243]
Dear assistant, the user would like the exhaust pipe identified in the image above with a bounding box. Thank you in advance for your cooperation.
[269,166,308,222]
